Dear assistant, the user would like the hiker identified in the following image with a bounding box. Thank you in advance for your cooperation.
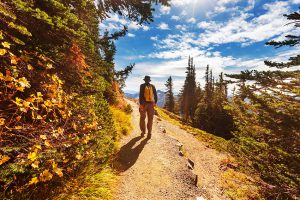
[139,75,158,137]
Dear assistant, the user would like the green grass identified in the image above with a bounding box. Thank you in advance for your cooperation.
[155,107,228,151]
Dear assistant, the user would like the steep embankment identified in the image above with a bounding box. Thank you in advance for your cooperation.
[114,100,231,200]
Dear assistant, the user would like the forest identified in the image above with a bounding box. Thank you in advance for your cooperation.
[0,0,299,199]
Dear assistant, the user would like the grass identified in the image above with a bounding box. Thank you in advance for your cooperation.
[221,169,262,200]
[155,107,228,151]
[111,105,133,139]
[54,165,118,200]
[155,107,263,199]
[53,105,133,200]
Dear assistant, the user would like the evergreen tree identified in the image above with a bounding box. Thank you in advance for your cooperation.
[194,67,233,138]
[180,56,197,122]
[164,76,175,112]
[226,8,300,198]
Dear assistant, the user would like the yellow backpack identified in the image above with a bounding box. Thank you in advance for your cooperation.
[144,85,154,102]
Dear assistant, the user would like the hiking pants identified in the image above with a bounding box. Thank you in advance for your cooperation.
[139,102,155,134]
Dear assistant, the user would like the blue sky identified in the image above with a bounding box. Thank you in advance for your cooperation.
[100,0,300,93]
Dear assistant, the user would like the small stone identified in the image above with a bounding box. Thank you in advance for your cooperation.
[187,158,195,168]
[162,129,166,133]
[187,162,193,170]
[179,151,184,156]
[194,174,198,186]
[176,142,183,147]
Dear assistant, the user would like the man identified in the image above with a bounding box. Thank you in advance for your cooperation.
[139,75,158,137]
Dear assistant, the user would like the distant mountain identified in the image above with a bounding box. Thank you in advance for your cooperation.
[156,90,165,107]
[124,90,166,107]
[124,92,139,99]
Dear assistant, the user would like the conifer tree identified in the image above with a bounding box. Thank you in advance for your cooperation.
[180,56,197,122]
[164,76,175,112]
[226,8,300,198]
[194,67,233,138]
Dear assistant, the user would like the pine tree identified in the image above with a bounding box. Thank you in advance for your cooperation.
[180,56,197,122]
[225,8,300,198]
[164,76,175,112]
[194,67,233,138]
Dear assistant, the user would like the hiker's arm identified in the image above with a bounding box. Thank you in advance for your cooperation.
[139,85,144,105]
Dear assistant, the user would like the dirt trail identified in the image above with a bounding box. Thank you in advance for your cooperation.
[114,100,229,200]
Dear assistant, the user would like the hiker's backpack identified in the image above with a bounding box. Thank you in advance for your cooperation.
[144,85,154,102]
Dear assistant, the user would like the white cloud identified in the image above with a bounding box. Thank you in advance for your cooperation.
[150,36,158,41]
[290,0,300,3]
[175,25,187,31]
[160,6,171,15]
[158,22,170,30]
[142,25,150,31]
[187,17,197,24]
[127,33,135,37]
[171,15,180,21]
[100,13,150,32]
[196,1,293,47]
[125,46,300,92]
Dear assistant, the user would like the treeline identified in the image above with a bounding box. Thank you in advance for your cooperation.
[164,8,300,198]
[165,58,234,139]
[0,0,169,199]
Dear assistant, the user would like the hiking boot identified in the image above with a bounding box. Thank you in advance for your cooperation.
[141,132,145,137]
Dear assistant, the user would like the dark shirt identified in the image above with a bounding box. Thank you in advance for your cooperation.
[139,83,158,104]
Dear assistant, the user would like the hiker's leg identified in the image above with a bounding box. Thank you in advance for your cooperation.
[147,103,155,134]
[139,106,146,135]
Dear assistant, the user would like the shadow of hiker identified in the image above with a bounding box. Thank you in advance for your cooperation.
[114,134,151,172]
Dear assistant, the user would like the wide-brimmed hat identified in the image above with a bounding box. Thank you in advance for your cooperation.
[143,75,151,81]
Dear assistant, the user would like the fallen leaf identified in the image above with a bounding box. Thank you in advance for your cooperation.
[15,126,22,130]
[16,116,22,121]
[28,151,37,161]
[0,49,7,56]
[28,177,39,185]
[31,160,39,168]
[75,154,82,160]
[57,127,64,135]
[0,155,10,165]
[2,42,10,49]
[27,64,33,70]
[46,63,53,69]
[0,118,5,126]
[54,167,63,177]
[40,135,47,140]
[44,140,51,147]
[40,170,53,182]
